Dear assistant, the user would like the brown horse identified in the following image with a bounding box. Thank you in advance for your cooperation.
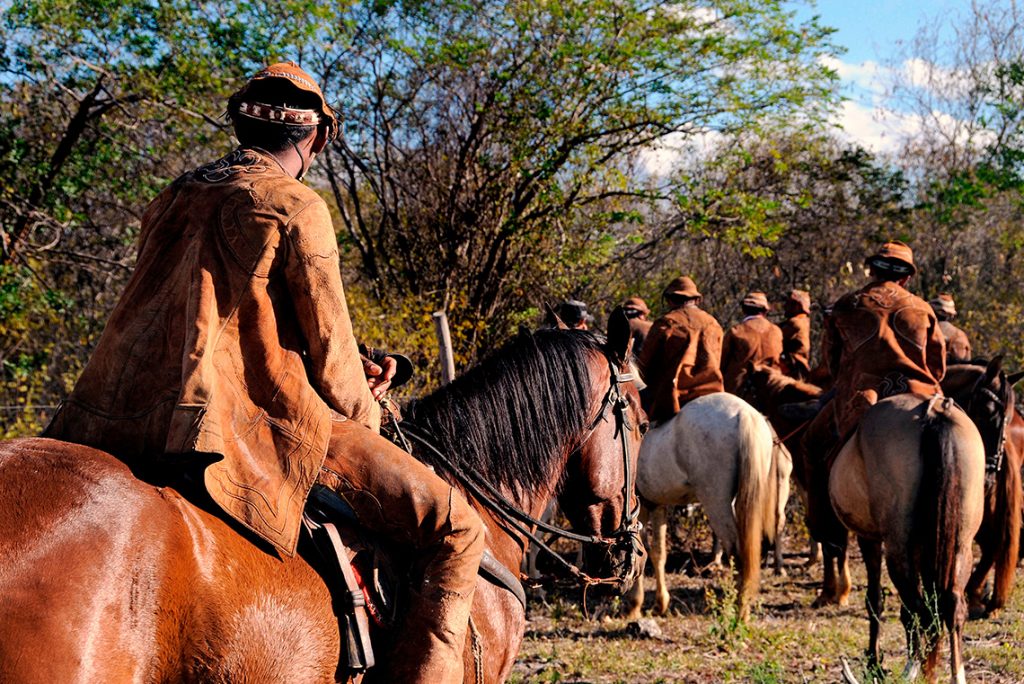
[740,364,849,599]
[0,327,646,683]
[942,358,1024,618]
[830,395,984,684]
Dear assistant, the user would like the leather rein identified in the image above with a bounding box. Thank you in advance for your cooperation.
[391,356,643,595]
[967,379,1012,473]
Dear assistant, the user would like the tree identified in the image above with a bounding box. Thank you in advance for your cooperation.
[315,0,840,357]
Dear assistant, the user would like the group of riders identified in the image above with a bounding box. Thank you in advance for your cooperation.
[31,61,978,681]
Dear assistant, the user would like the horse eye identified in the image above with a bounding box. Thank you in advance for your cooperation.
[639,421,650,436]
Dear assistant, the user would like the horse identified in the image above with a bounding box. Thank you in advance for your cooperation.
[0,326,646,684]
[740,363,839,585]
[941,358,1024,618]
[623,392,778,622]
[830,394,985,684]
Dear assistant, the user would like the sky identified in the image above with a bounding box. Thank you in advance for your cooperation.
[790,0,971,155]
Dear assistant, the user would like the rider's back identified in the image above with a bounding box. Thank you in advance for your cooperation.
[45,148,379,555]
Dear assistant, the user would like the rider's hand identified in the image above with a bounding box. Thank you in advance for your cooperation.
[364,354,398,400]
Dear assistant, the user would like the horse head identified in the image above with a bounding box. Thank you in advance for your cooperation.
[404,317,647,589]
[946,356,1017,472]
[558,307,648,586]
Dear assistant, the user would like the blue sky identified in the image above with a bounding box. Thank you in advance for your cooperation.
[788,0,973,154]
[792,0,963,64]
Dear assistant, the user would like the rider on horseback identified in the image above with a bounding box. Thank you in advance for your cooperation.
[780,289,813,381]
[805,240,946,451]
[930,292,974,363]
[721,290,784,394]
[44,62,484,683]
[637,276,724,423]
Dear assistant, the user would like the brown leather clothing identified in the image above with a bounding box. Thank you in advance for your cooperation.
[939,320,972,363]
[823,280,945,436]
[46,148,380,554]
[780,313,811,380]
[721,316,784,393]
[45,147,485,683]
[637,306,724,422]
[320,418,484,683]
[628,317,653,356]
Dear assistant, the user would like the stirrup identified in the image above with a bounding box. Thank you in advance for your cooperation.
[302,514,376,675]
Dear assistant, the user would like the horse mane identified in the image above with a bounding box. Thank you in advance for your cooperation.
[404,329,605,500]
[759,366,822,402]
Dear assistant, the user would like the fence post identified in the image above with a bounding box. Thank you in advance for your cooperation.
[432,311,456,385]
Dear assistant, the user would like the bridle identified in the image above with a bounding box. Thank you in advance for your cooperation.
[391,354,645,593]
[967,377,1012,474]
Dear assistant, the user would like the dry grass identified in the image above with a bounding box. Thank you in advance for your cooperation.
[512,510,1024,683]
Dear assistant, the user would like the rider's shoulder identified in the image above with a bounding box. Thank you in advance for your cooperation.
[187,148,324,217]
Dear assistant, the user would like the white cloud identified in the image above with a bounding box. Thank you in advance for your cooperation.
[637,129,725,177]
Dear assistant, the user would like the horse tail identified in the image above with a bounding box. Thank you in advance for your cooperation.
[734,408,768,618]
[991,440,1021,610]
[761,436,784,548]
[916,398,969,628]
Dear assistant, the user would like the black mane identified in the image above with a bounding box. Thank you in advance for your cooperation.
[404,329,606,500]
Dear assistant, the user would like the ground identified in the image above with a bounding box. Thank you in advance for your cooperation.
[511,508,1024,683]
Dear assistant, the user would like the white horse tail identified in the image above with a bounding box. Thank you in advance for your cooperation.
[762,440,782,547]
[734,407,769,619]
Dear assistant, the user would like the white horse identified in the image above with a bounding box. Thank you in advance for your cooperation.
[624,392,781,621]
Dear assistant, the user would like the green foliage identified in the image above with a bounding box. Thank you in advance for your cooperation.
[321,0,841,359]
[705,560,748,648]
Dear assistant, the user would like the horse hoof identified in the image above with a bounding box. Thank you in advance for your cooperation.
[811,593,836,608]
[622,608,642,621]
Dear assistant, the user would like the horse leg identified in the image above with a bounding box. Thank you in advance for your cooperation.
[836,539,852,606]
[964,536,994,619]
[623,506,650,620]
[859,537,884,669]
[806,539,822,567]
[710,533,724,568]
[815,550,837,608]
[887,553,926,682]
[703,495,749,619]
[650,505,671,615]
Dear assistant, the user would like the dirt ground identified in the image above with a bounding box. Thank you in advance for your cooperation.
[510,510,1024,683]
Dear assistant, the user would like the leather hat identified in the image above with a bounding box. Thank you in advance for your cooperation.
[865,240,916,276]
[741,290,770,311]
[663,276,701,299]
[622,297,650,316]
[786,289,811,315]
[929,292,957,317]
[229,62,338,141]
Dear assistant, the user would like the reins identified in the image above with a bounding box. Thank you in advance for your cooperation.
[968,382,1011,473]
[390,356,642,590]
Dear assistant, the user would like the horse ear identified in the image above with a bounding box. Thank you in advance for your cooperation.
[984,354,1005,383]
[606,306,633,364]
[1007,370,1024,386]
[544,303,569,330]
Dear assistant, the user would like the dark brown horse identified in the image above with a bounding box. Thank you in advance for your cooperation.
[942,358,1024,618]
[740,363,850,601]
[0,327,646,683]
